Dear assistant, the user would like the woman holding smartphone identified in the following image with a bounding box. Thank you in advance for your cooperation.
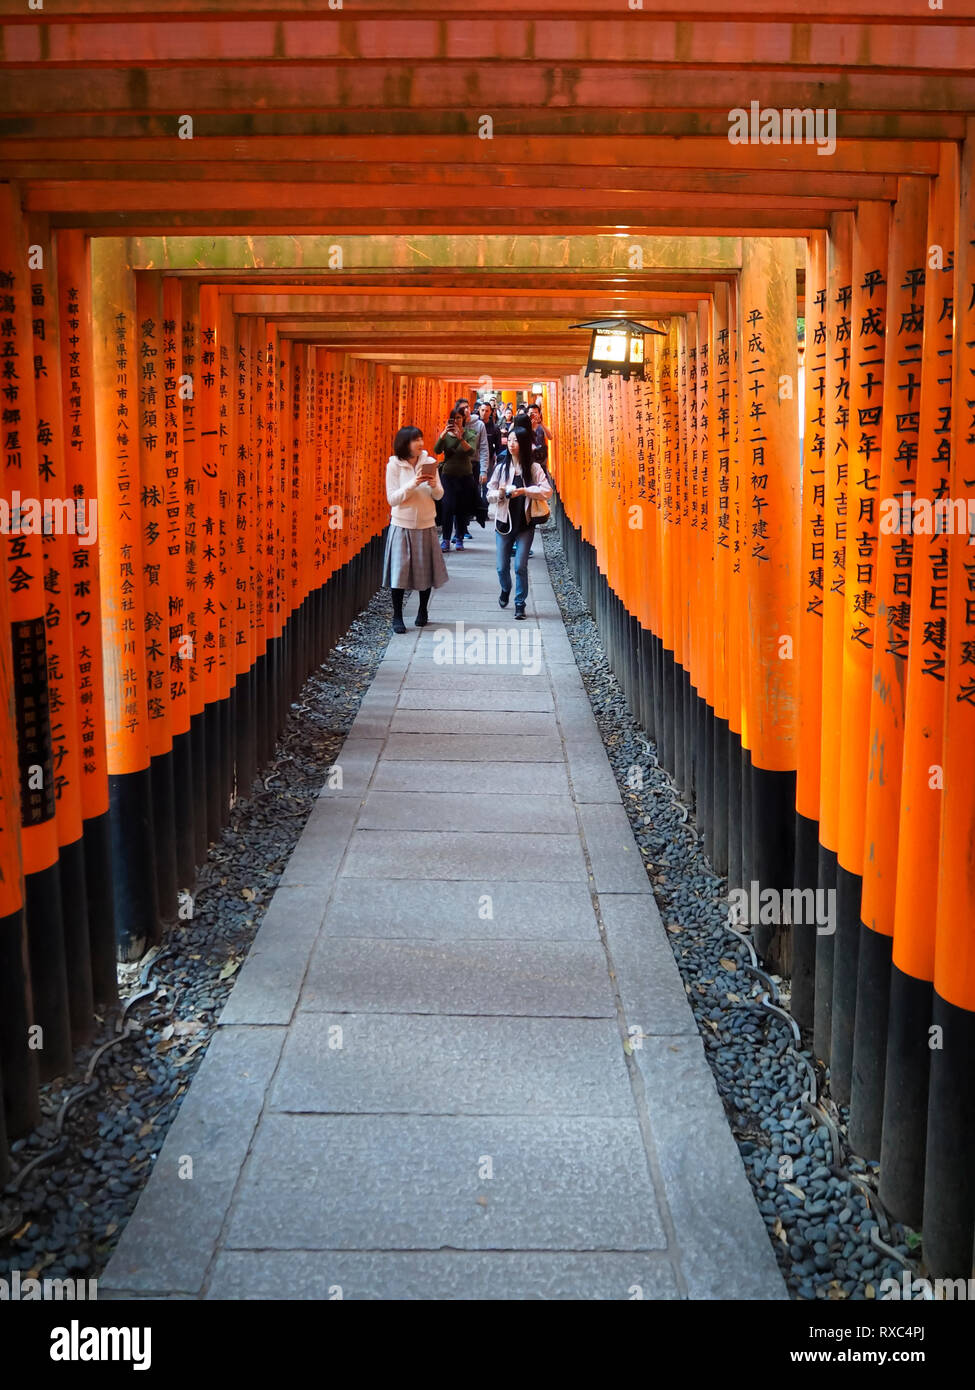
[383,426,448,633]
[486,419,552,619]
[434,402,479,552]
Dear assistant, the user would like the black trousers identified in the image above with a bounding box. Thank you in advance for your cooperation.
[441,473,477,543]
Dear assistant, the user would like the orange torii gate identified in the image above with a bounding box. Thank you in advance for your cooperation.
[2,0,975,1282]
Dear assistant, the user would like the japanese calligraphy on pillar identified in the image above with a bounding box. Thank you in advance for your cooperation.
[805,282,828,620]
[161,292,187,727]
[56,231,108,815]
[181,296,200,698]
[138,301,167,728]
[744,304,771,564]
[716,323,731,557]
[848,244,889,652]
[30,253,79,824]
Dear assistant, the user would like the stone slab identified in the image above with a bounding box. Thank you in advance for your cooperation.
[316,738,383,799]
[100,1026,285,1295]
[340,828,587,881]
[390,710,558,736]
[564,736,624,805]
[597,894,699,1036]
[322,878,599,941]
[403,672,552,691]
[578,804,653,894]
[205,1250,680,1300]
[631,1034,788,1299]
[382,733,563,761]
[219,884,329,1026]
[299,938,618,1016]
[397,687,554,712]
[370,759,570,794]
[356,790,577,833]
[224,1113,666,1251]
[270,1013,634,1116]
[278,796,360,887]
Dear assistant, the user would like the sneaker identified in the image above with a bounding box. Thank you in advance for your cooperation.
[454,539,464,551]
[440,540,450,553]
[392,617,407,634]
[514,604,526,620]
[499,590,510,609]
[463,531,472,540]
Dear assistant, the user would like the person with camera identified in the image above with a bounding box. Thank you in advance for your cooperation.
[529,403,553,474]
[486,419,552,619]
[434,401,480,552]
[383,426,448,633]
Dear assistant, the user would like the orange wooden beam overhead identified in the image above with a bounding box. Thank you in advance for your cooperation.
[2,16,973,72]
[1,110,962,142]
[44,213,833,236]
[3,69,973,130]
[0,154,899,204]
[22,181,864,216]
[4,0,974,16]
[2,134,941,176]
[228,293,707,317]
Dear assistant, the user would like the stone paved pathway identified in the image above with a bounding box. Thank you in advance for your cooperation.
[102,537,785,1301]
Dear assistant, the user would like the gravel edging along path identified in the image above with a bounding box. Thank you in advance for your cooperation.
[0,590,394,1288]
[540,522,920,1303]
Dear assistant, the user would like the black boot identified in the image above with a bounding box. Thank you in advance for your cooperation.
[415,588,431,627]
[391,588,406,633]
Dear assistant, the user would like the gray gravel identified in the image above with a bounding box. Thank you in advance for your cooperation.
[541,521,918,1302]
[0,589,393,1286]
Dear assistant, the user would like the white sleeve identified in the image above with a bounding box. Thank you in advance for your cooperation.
[386,460,417,507]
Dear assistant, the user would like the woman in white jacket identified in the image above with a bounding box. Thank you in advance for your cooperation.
[382,426,449,633]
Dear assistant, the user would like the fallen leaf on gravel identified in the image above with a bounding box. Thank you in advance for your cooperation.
[138,1122,154,1137]
[105,1222,117,1237]
[219,959,241,980]
[719,958,738,973]
[173,1040,206,1067]
[241,887,256,901]
[173,1020,204,1037]
[159,1024,175,1042]
[784,1183,806,1201]
[12,1222,31,1241]
[865,1284,875,1299]
[726,992,741,1003]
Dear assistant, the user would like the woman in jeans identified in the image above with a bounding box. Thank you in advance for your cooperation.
[486,420,552,619]
[383,425,448,633]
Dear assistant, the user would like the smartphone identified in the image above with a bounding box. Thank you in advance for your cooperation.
[416,457,438,480]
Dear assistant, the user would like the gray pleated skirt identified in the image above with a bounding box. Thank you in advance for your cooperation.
[382,524,450,591]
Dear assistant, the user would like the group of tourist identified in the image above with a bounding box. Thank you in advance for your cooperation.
[383,395,554,630]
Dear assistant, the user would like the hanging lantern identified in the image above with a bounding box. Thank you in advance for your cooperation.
[570,317,666,382]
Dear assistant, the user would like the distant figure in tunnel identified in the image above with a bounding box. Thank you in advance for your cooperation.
[486,419,552,619]
[383,426,449,634]
[434,402,481,552]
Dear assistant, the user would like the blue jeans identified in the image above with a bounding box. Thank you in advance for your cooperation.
[495,526,532,606]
